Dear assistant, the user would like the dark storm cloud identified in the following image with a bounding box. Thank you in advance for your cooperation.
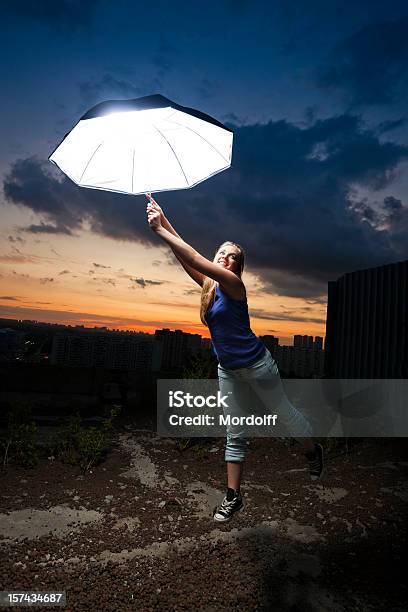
[377,118,407,135]
[317,19,408,106]
[25,222,73,235]
[78,75,143,111]
[78,71,167,114]
[152,38,178,79]
[3,156,149,243]
[3,0,101,31]
[0,303,192,330]
[197,79,220,100]
[250,308,326,325]
[91,277,116,286]
[3,113,408,300]
[381,195,408,256]
[184,288,201,296]
[4,157,83,232]
[346,198,381,225]
[131,278,164,289]
[222,112,248,126]
[0,253,35,264]
[382,195,403,212]
[8,235,25,244]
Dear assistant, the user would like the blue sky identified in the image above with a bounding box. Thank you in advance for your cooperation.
[1,0,407,340]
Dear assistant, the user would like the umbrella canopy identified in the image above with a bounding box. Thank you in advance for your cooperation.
[49,94,233,195]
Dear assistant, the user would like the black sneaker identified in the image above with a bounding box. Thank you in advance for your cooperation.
[213,488,244,522]
[308,443,324,480]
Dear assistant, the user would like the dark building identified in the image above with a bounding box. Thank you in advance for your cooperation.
[0,327,25,362]
[324,259,407,377]
[294,335,314,349]
[260,335,279,353]
[273,344,325,378]
[314,336,323,351]
[259,335,324,377]
[154,328,202,370]
[51,330,161,371]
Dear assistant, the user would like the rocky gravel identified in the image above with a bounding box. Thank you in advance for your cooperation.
[0,430,407,611]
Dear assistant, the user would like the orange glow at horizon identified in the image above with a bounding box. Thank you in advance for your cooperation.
[0,216,327,344]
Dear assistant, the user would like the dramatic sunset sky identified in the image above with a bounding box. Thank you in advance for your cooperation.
[1,1,408,344]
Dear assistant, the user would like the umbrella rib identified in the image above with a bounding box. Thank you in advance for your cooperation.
[79,142,104,183]
[166,119,230,164]
[152,125,189,187]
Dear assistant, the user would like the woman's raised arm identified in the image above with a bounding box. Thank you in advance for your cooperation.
[146,196,204,287]
[147,203,245,299]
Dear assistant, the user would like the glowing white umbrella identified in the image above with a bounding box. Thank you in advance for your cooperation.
[49,94,233,196]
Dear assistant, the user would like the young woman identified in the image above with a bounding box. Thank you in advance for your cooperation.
[146,196,324,522]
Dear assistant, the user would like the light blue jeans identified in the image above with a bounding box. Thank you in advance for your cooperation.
[218,348,313,462]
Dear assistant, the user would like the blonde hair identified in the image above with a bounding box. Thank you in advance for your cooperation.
[200,241,245,326]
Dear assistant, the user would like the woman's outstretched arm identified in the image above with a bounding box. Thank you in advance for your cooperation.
[147,203,245,298]
[147,196,204,287]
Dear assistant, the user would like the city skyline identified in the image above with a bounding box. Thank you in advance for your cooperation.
[0,318,325,379]
[1,2,408,343]
[0,316,324,346]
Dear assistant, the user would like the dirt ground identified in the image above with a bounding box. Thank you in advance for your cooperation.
[0,427,407,611]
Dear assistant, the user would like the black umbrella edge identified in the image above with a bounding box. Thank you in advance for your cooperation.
[79,94,233,133]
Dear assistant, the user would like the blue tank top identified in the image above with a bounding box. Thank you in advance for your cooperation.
[205,284,266,370]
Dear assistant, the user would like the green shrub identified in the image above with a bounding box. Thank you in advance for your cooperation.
[50,407,121,473]
[77,426,107,472]
[0,402,38,468]
[48,412,81,465]
[183,349,217,379]
[174,437,212,460]
[192,441,210,460]
[175,438,192,451]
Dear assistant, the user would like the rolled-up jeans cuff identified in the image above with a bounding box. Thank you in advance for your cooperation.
[225,435,249,462]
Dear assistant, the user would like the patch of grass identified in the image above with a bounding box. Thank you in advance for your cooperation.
[192,441,210,460]
[174,437,214,460]
[48,406,121,474]
[182,349,217,379]
[174,438,192,451]
[0,402,39,469]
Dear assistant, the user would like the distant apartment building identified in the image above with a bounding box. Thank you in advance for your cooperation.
[260,335,279,353]
[272,345,325,378]
[154,328,202,370]
[325,259,408,377]
[259,334,324,377]
[51,330,162,371]
[314,336,323,350]
[294,335,315,349]
[0,327,25,362]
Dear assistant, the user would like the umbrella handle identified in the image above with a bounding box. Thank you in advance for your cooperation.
[146,192,158,205]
